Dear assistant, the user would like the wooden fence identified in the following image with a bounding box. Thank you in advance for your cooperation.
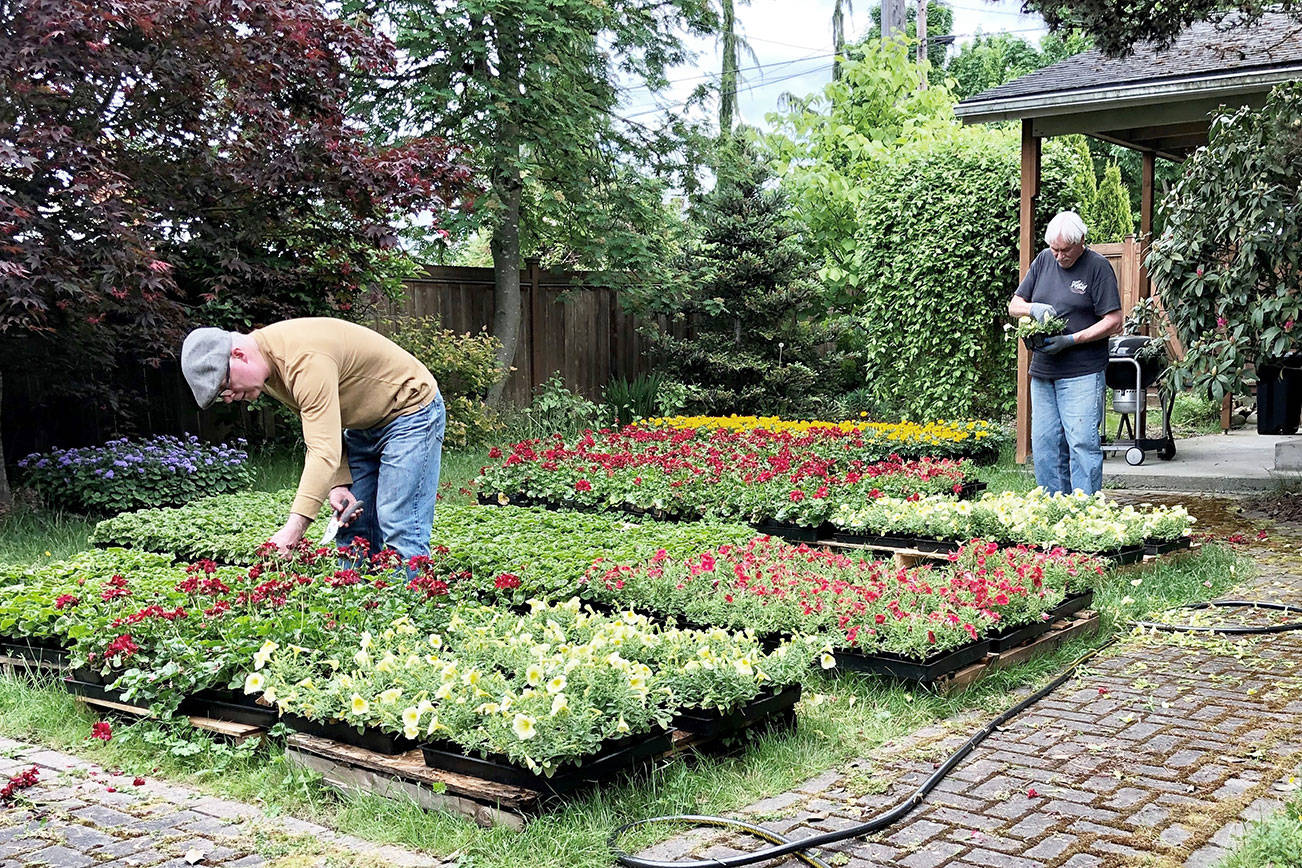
[381,261,655,406]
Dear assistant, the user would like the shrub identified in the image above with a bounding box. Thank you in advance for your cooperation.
[504,374,614,441]
[383,316,508,448]
[848,125,1078,421]
[18,435,252,514]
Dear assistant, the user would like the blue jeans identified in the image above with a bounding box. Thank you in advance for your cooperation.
[338,393,445,561]
[1031,372,1104,495]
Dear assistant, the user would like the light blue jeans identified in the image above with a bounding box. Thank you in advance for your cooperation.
[1031,372,1105,495]
[338,393,445,561]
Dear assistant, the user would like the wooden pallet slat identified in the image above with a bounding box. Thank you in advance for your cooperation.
[932,610,1101,695]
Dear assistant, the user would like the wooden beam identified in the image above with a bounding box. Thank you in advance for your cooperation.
[1140,151,1155,304]
[1016,120,1040,465]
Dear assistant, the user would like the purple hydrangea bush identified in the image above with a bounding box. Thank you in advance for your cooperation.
[19,435,253,513]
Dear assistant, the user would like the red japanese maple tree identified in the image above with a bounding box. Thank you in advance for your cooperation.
[0,0,472,506]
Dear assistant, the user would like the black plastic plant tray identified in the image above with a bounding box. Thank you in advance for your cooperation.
[1091,544,1146,565]
[281,713,417,754]
[966,444,1002,467]
[1,638,69,667]
[985,589,1095,653]
[182,690,280,728]
[833,637,991,683]
[752,521,825,543]
[420,729,674,794]
[826,531,959,554]
[64,677,130,705]
[1144,537,1192,556]
[671,684,802,739]
[956,480,988,501]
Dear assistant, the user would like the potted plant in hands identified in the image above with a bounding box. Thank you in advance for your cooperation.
[1007,314,1068,351]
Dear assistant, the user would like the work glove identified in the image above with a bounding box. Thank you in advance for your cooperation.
[1040,334,1076,355]
[1029,302,1057,324]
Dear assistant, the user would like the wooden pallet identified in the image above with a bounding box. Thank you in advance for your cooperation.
[820,539,1201,568]
[931,610,1101,695]
[285,721,783,827]
[0,653,62,678]
[72,690,264,744]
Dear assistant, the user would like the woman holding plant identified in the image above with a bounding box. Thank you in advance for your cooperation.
[1008,211,1122,495]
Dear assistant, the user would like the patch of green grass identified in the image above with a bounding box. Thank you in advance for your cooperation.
[0,544,1247,867]
[1218,795,1302,868]
[977,445,1036,495]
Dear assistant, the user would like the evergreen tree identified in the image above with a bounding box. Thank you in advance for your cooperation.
[648,140,832,415]
[1090,162,1135,242]
[1067,135,1099,217]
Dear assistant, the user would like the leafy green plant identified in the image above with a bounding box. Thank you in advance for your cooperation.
[505,374,614,442]
[605,372,667,425]
[18,435,253,514]
[1146,82,1302,404]
[383,316,508,447]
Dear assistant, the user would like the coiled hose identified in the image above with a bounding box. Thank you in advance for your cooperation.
[609,600,1302,868]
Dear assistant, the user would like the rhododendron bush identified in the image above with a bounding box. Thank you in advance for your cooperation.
[478,425,977,525]
[583,537,1102,659]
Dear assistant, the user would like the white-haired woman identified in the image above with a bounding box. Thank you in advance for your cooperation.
[1008,211,1123,495]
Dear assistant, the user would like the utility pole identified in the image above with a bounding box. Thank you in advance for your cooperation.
[880,0,905,41]
[915,0,927,88]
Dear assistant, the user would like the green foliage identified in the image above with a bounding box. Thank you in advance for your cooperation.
[1067,135,1099,215]
[647,137,835,415]
[1219,795,1302,868]
[504,374,614,442]
[1145,82,1302,403]
[1089,162,1135,243]
[945,31,1092,100]
[844,124,1080,420]
[604,372,685,425]
[18,436,253,515]
[382,317,508,447]
[864,1,956,78]
[765,40,956,314]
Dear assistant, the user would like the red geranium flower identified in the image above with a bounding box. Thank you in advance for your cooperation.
[89,722,112,742]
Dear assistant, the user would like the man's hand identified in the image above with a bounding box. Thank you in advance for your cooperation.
[1041,334,1076,355]
[1029,302,1057,324]
[329,486,361,526]
[268,513,312,552]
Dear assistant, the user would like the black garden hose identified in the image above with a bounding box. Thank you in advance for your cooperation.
[608,600,1302,868]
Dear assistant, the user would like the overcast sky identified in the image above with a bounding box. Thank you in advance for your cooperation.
[618,0,1048,128]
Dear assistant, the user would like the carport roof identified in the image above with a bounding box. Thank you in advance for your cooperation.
[953,12,1302,159]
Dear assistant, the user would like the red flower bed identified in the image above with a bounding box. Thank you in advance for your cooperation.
[584,537,1100,659]
[479,426,976,526]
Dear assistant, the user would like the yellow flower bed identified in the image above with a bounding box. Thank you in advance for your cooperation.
[641,415,998,444]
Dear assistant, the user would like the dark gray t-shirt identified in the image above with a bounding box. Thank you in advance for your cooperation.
[1014,248,1121,380]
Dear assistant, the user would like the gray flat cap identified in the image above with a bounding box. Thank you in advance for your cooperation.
[181,328,234,409]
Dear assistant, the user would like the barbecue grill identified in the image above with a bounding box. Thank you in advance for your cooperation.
[1102,335,1176,466]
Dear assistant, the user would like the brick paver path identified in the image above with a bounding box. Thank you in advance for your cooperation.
[0,735,445,868]
[639,509,1302,867]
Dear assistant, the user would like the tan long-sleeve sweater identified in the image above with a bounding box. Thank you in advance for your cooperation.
[252,318,438,518]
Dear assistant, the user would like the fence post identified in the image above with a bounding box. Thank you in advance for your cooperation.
[527,257,542,391]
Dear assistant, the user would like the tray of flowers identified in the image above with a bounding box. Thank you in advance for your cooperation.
[751,521,826,543]
[281,713,418,755]
[833,637,992,684]
[1091,544,1146,565]
[182,689,280,729]
[1144,536,1193,556]
[419,728,675,793]
[670,683,802,740]
[0,636,69,667]
[985,589,1095,653]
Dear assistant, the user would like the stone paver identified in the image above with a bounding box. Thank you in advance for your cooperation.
[0,738,447,867]
[639,507,1302,867]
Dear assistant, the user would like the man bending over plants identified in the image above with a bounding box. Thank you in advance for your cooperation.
[180,318,445,558]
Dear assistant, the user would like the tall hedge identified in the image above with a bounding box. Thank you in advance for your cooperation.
[849,126,1075,420]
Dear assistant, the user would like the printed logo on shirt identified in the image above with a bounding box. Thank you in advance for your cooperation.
[1070,280,1088,294]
